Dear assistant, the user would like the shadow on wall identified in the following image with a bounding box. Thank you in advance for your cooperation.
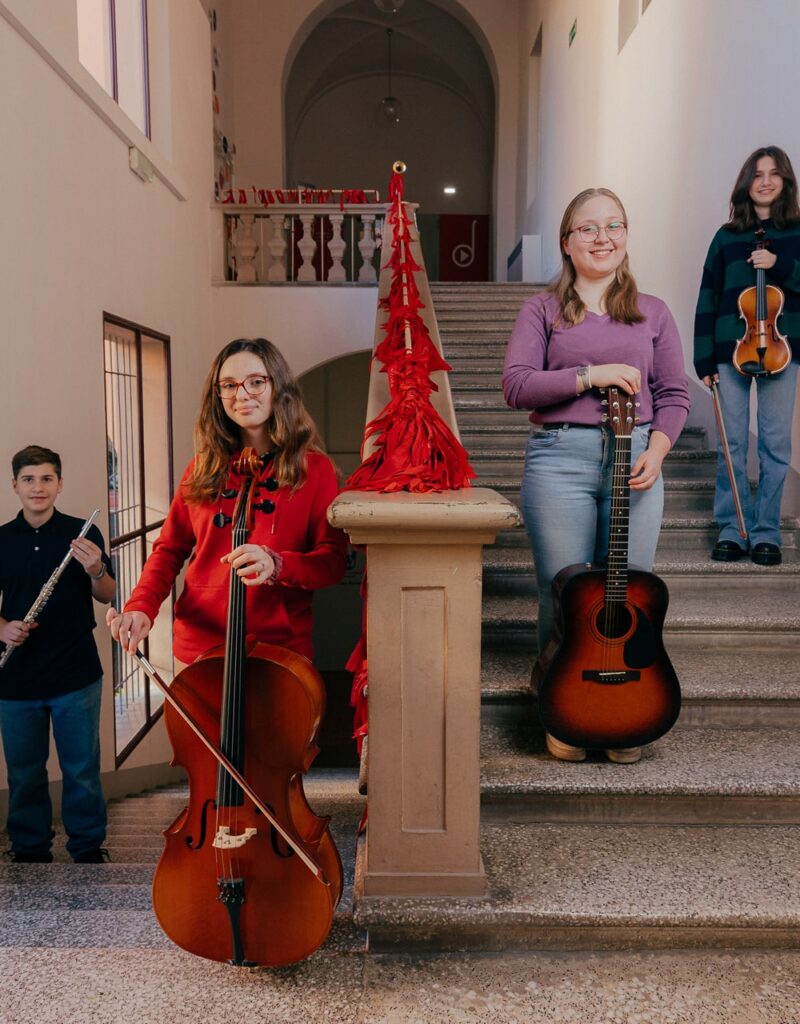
[300,350,372,766]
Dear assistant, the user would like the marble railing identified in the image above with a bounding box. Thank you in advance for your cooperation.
[218,202,393,284]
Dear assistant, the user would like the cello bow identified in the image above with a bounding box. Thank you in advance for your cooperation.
[134,650,330,887]
[708,379,748,541]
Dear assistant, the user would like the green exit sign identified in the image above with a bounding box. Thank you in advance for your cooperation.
[569,18,577,46]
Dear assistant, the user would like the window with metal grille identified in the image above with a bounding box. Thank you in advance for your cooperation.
[103,315,173,764]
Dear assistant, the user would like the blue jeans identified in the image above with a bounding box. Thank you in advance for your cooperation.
[520,424,664,651]
[0,680,106,858]
[714,361,799,547]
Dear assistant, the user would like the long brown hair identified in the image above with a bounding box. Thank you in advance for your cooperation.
[552,187,644,326]
[184,338,324,504]
[728,146,800,232]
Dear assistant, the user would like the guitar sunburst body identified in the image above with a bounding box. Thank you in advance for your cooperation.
[539,563,680,749]
[538,388,681,751]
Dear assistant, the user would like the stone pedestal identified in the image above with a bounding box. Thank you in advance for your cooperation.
[329,488,520,897]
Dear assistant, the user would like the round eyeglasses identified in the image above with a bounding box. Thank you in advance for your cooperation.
[568,221,627,242]
[215,374,271,399]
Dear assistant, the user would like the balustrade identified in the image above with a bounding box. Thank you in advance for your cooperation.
[219,201,391,284]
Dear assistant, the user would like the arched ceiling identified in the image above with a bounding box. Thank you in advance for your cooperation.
[286,0,495,141]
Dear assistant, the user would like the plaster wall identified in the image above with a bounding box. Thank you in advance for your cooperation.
[0,0,215,793]
[516,0,800,492]
[210,284,379,376]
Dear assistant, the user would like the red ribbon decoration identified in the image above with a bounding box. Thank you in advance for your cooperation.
[344,165,475,758]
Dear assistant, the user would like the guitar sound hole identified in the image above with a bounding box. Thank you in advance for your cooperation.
[595,605,632,640]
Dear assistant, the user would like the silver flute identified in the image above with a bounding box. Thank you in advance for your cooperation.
[0,508,101,669]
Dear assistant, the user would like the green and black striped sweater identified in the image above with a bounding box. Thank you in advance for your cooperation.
[693,217,800,379]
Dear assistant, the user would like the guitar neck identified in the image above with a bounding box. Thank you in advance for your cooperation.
[604,389,634,606]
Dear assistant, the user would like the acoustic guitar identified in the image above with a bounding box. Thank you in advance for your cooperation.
[538,388,681,750]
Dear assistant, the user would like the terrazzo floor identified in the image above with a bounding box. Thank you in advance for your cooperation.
[1,947,799,1023]
[3,774,800,1023]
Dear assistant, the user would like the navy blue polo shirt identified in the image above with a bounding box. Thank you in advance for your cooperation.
[0,509,114,700]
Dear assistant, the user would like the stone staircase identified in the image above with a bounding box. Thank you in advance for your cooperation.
[2,285,800,999]
[356,280,800,951]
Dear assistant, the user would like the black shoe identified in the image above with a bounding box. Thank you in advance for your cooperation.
[711,540,747,562]
[6,850,53,864]
[72,847,110,864]
[751,543,781,566]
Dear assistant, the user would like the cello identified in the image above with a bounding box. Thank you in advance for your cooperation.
[142,448,342,967]
[733,227,791,377]
[538,389,681,751]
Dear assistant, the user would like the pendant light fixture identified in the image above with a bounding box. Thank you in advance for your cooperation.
[380,28,401,124]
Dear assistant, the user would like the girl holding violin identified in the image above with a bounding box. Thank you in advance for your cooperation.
[504,188,690,763]
[694,146,800,566]
[107,337,347,662]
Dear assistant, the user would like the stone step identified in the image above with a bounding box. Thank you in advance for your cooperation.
[477,477,716,514]
[479,639,800,728]
[469,448,717,483]
[442,347,505,365]
[480,717,800,823]
[355,819,800,952]
[482,592,800,649]
[430,283,543,297]
[439,329,515,344]
[482,546,800,595]
[435,310,521,325]
[489,516,800,554]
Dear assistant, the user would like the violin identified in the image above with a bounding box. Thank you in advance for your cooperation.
[538,389,681,750]
[733,227,791,377]
[149,448,342,967]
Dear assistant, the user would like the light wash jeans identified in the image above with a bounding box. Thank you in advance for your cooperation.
[714,361,799,547]
[0,679,106,858]
[520,424,664,652]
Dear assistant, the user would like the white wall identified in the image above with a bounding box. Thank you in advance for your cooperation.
[210,285,379,375]
[516,0,800,482]
[0,0,215,792]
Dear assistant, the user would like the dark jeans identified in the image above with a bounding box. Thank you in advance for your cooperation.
[0,679,106,858]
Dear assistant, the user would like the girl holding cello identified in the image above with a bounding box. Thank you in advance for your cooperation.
[107,337,347,662]
[694,146,800,566]
[106,338,348,968]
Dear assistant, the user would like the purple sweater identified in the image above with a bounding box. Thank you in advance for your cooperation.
[503,292,691,445]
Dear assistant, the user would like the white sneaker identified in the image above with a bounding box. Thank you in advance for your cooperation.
[546,732,586,762]
[605,746,642,764]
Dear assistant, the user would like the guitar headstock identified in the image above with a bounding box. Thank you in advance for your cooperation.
[601,386,637,438]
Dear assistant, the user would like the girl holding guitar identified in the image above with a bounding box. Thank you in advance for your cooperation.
[694,146,800,566]
[107,337,348,664]
[503,188,690,763]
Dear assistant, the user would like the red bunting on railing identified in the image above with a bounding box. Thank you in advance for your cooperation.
[220,187,373,210]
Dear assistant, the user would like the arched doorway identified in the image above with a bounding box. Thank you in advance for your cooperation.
[285,0,495,279]
[298,350,371,766]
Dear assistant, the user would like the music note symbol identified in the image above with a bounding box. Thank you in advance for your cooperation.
[452,219,477,269]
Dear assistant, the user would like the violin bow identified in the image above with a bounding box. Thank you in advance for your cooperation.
[708,379,748,540]
[133,651,331,887]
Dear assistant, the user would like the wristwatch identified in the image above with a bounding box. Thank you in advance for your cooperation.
[577,365,592,391]
[89,564,107,580]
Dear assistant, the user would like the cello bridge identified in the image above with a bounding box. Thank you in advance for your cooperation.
[212,826,257,850]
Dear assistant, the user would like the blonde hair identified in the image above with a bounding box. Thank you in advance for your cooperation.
[552,187,644,326]
[184,338,324,504]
